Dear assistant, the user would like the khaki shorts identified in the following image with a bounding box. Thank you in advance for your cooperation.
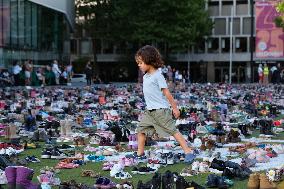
[137,109,178,137]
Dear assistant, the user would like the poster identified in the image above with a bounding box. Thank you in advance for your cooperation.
[255,0,284,59]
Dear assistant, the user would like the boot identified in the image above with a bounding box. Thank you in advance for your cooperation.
[5,166,17,189]
[247,173,260,189]
[16,166,39,189]
[259,173,276,189]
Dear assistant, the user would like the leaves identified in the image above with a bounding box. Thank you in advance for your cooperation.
[76,0,213,53]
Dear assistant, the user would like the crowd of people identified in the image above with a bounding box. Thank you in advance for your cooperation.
[258,63,284,85]
[0,60,73,87]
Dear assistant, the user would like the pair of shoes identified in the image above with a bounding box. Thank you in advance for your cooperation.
[5,166,39,189]
[247,173,277,189]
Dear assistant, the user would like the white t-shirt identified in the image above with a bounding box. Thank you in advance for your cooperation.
[143,70,170,110]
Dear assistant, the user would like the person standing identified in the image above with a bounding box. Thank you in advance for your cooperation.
[85,61,93,86]
[263,63,269,85]
[52,60,61,85]
[66,62,73,85]
[132,45,195,163]
[258,64,263,84]
[12,61,22,86]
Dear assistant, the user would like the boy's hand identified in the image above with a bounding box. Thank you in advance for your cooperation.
[172,108,180,119]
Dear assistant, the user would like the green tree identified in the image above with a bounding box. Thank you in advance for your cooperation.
[275,1,284,29]
[76,0,213,58]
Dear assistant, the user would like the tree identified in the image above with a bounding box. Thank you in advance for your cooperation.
[76,0,213,59]
[110,0,213,54]
[275,1,284,29]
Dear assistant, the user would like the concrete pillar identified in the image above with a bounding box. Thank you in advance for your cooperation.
[246,61,251,83]
[207,62,215,82]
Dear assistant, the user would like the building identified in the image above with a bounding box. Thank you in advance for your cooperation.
[0,0,75,68]
[71,0,282,83]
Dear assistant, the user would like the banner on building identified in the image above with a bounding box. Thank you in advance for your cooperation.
[255,0,284,59]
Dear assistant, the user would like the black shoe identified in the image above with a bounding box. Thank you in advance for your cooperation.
[151,172,161,189]
[176,176,190,189]
[187,181,206,189]
[224,161,242,170]
[216,176,229,189]
[222,168,234,179]
[210,158,225,171]
[162,170,174,189]
[206,174,218,188]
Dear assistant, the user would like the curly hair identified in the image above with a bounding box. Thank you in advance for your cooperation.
[135,45,164,68]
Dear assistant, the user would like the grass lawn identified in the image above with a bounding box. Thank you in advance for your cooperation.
[1,115,284,188]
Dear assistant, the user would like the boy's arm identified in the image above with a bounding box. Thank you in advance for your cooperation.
[162,88,180,118]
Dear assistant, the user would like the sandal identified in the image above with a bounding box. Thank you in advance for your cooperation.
[81,170,100,178]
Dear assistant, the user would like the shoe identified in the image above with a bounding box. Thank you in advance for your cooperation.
[184,153,196,164]
[126,152,147,162]
[162,170,174,189]
[151,172,161,189]
[16,166,40,189]
[25,156,41,163]
[259,173,277,189]
[137,167,157,174]
[5,166,17,189]
[209,158,225,171]
[41,149,52,159]
[206,174,218,188]
[247,173,260,189]
[114,171,132,179]
[176,176,190,189]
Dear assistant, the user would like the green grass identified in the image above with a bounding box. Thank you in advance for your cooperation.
[2,114,284,188]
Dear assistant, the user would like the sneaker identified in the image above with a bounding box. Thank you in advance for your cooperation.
[184,153,196,164]
[162,170,174,189]
[25,156,41,163]
[50,148,67,159]
[126,152,147,162]
[41,149,52,159]
[137,167,157,174]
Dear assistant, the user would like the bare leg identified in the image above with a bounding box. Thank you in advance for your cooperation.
[137,132,146,155]
[173,132,192,154]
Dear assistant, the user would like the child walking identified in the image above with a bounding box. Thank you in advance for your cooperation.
[133,45,195,163]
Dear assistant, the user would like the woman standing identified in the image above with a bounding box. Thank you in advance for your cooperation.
[85,61,93,86]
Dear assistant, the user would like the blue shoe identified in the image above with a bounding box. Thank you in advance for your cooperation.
[184,153,196,164]
[126,152,147,162]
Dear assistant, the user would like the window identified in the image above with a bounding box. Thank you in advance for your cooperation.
[233,18,240,35]
[81,40,91,54]
[207,38,219,53]
[2,0,10,46]
[70,39,77,54]
[235,37,247,52]
[236,0,248,15]
[221,1,233,16]
[10,0,17,46]
[25,1,32,48]
[214,18,226,35]
[208,1,219,16]
[18,0,25,47]
[31,3,37,49]
[243,17,251,35]
[221,38,230,52]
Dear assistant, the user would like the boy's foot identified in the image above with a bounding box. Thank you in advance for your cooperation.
[184,153,196,164]
[126,152,147,162]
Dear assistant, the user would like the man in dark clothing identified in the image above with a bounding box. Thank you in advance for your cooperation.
[85,61,93,85]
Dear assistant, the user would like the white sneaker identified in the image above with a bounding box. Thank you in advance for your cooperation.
[191,161,200,172]
[110,163,124,177]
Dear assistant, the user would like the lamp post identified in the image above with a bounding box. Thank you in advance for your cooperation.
[229,6,234,84]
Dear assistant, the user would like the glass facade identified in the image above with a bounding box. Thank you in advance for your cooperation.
[0,0,70,67]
